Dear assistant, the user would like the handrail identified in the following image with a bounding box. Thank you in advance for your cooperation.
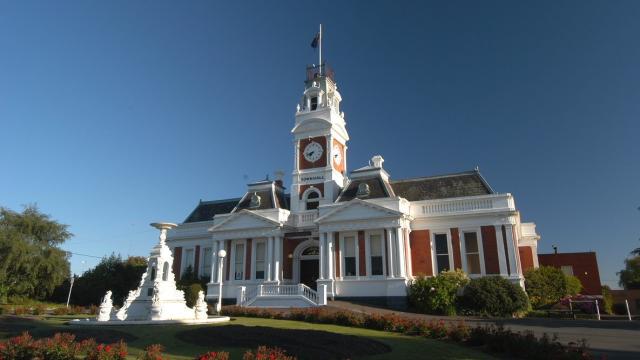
[241,284,320,306]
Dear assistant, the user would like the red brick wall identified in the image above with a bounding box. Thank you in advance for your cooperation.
[173,247,182,280]
[245,239,252,280]
[538,252,602,295]
[519,246,535,273]
[194,245,200,277]
[410,230,433,276]
[481,226,500,274]
[358,231,366,276]
[450,228,462,270]
[283,238,298,280]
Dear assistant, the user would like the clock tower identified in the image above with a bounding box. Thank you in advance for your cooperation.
[291,64,349,213]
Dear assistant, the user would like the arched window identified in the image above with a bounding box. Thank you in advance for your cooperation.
[150,266,156,281]
[310,96,318,110]
[305,190,320,210]
[162,262,169,281]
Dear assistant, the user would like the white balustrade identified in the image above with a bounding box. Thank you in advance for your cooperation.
[294,210,318,227]
[237,283,322,307]
[418,194,515,217]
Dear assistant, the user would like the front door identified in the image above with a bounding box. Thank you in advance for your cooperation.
[299,259,319,290]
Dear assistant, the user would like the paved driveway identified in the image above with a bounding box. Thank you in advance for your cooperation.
[330,301,640,359]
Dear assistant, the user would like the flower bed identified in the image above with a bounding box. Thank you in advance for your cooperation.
[221,306,592,360]
[0,332,295,360]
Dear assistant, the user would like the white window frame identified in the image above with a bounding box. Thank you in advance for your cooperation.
[365,230,385,277]
[340,232,358,278]
[182,247,195,275]
[252,239,267,280]
[231,240,247,282]
[302,188,322,211]
[201,246,213,278]
[430,230,453,275]
[460,228,485,277]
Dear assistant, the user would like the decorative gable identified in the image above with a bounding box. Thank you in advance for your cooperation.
[210,210,280,233]
[316,199,403,224]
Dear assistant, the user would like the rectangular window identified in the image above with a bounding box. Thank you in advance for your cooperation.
[369,234,383,276]
[561,265,574,276]
[184,248,194,273]
[310,96,318,110]
[463,232,481,275]
[344,235,356,277]
[255,242,266,279]
[435,234,450,274]
[234,243,244,280]
[202,247,212,277]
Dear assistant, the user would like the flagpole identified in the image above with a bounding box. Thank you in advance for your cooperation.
[319,24,322,76]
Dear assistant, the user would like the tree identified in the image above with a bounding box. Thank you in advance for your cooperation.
[524,266,567,308]
[62,254,147,306]
[0,205,71,302]
[618,256,640,290]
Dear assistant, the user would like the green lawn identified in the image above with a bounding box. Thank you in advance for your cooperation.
[0,315,495,360]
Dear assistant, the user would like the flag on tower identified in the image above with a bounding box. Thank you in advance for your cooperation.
[311,32,320,49]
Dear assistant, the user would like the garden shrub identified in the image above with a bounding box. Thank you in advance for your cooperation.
[196,351,230,360]
[407,269,469,315]
[459,276,529,317]
[33,304,47,315]
[53,307,70,315]
[525,266,568,308]
[13,306,28,315]
[0,332,127,360]
[242,346,296,360]
[565,275,583,296]
[184,283,203,308]
[601,285,614,314]
[138,344,166,360]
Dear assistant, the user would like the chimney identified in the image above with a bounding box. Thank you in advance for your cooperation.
[274,170,285,188]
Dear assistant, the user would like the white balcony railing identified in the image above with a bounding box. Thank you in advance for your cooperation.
[415,194,515,217]
[293,210,318,227]
[237,283,325,307]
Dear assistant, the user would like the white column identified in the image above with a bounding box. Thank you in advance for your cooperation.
[274,236,282,282]
[319,233,326,279]
[210,239,219,283]
[495,225,508,276]
[504,224,518,276]
[395,227,406,278]
[405,228,413,278]
[327,232,334,279]
[266,236,274,281]
[386,228,395,277]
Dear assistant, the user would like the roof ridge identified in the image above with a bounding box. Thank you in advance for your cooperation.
[390,170,478,184]
[199,197,242,205]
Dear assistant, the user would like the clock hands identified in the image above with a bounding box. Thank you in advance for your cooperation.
[306,151,314,157]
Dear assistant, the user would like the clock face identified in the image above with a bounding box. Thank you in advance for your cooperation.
[332,144,342,165]
[303,141,324,163]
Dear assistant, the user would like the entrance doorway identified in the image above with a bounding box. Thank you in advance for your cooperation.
[299,259,319,290]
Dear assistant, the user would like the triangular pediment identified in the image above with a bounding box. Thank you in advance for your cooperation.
[209,210,280,232]
[291,118,332,134]
[316,199,403,224]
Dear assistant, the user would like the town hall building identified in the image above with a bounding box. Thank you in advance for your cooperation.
[166,64,541,308]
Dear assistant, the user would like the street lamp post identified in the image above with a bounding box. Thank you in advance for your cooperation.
[216,249,227,315]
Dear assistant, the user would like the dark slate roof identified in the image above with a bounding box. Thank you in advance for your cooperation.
[234,181,291,211]
[338,176,393,202]
[390,171,493,201]
[183,198,240,223]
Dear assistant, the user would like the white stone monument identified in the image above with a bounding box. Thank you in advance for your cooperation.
[77,222,229,325]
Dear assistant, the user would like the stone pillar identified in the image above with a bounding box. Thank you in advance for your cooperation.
[504,224,519,275]
[495,225,508,275]
[267,236,274,281]
[319,233,326,280]
[386,228,395,278]
[274,236,282,282]
[327,232,334,280]
[210,239,219,283]
[395,227,406,278]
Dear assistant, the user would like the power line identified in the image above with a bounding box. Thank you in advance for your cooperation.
[65,251,104,259]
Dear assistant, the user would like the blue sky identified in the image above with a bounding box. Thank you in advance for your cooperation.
[0,1,638,288]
